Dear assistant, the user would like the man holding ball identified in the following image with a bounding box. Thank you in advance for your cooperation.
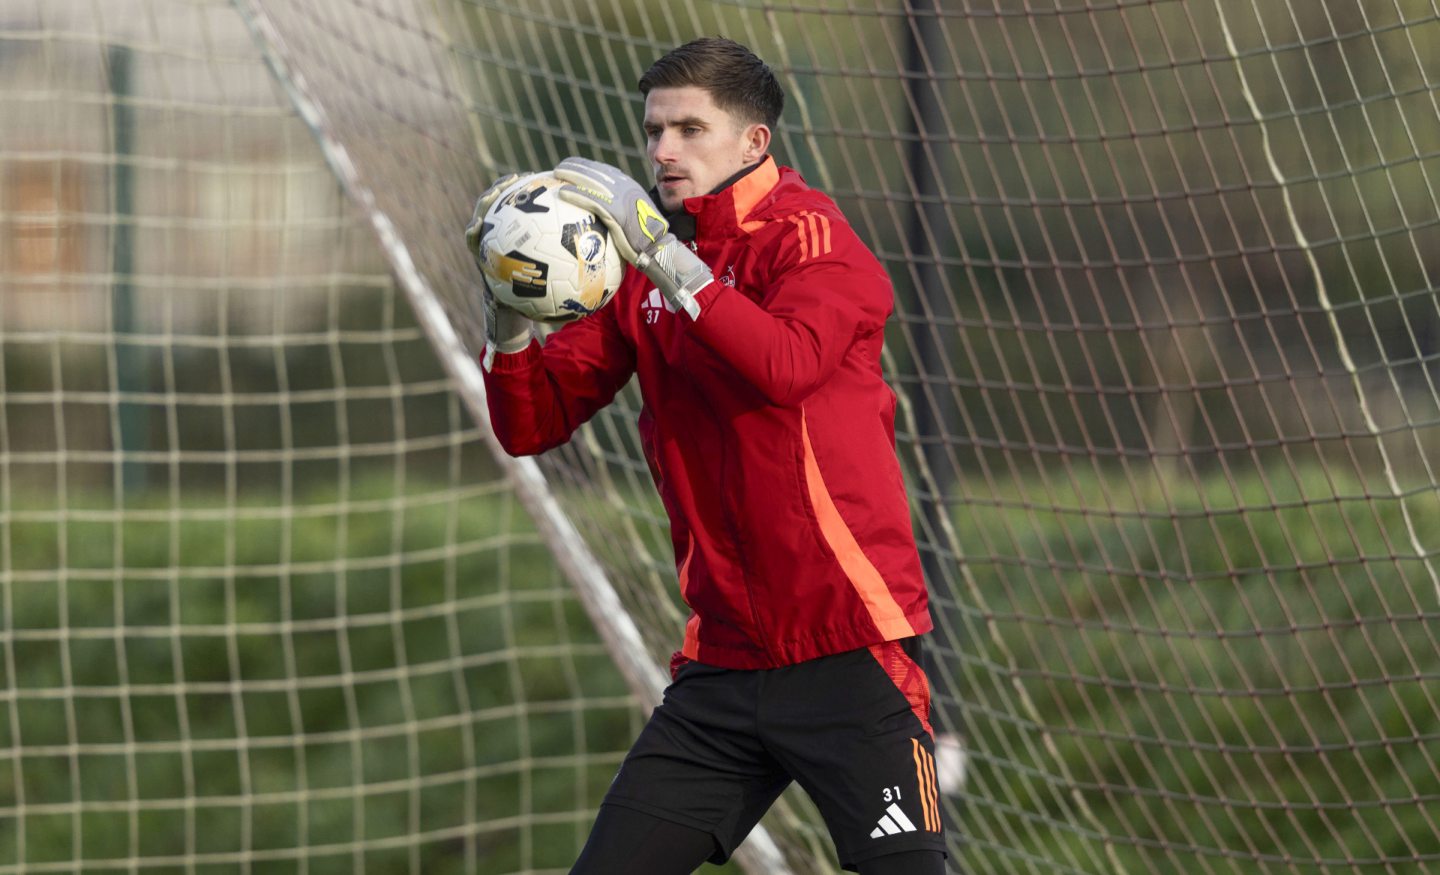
[467,37,948,875]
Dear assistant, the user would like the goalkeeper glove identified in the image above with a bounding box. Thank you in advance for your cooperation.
[553,157,712,320]
[464,172,535,371]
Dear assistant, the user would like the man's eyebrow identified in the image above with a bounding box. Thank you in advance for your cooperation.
[644,115,709,129]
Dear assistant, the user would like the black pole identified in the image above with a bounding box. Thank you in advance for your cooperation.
[108,43,147,495]
[900,0,957,598]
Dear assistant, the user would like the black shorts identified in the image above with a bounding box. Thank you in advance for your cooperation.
[600,637,949,871]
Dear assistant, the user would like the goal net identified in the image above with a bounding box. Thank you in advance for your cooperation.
[1,1,639,872]
[3,0,1438,873]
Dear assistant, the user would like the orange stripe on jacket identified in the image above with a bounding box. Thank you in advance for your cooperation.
[787,211,833,263]
[733,156,780,233]
[788,214,810,262]
[677,535,701,659]
[802,412,917,641]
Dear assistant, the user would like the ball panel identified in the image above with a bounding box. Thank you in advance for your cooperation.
[477,172,622,324]
[485,250,548,298]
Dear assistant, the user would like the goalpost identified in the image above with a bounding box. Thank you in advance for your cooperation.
[2,0,1437,873]
[2,2,643,873]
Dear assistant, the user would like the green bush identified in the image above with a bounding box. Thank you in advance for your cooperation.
[946,465,1440,872]
[6,465,1433,873]
[0,480,636,874]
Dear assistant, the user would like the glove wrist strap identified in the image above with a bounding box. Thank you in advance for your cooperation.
[640,236,712,321]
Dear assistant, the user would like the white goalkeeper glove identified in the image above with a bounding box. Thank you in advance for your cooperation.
[553,157,712,320]
[464,172,535,371]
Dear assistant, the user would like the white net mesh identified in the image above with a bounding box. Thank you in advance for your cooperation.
[0,1,638,872]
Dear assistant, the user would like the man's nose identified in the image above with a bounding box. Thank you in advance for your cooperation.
[651,130,678,164]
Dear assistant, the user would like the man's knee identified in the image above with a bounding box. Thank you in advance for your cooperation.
[856,848,948,875]
[570,805,718,875]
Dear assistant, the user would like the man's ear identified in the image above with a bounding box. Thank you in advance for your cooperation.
[742,123,771,163]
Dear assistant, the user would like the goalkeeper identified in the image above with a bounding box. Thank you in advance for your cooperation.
[467,37,947,875]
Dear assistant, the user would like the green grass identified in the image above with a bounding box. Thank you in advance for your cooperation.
[4,466,1435,873]
[0,479,641,874]
[944,465,1440,873]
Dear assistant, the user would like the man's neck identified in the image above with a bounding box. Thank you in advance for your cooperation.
[656,158,767,240]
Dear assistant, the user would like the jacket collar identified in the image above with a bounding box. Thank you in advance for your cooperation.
[657,156,780,241]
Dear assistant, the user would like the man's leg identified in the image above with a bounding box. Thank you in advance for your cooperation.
[573,661,790,871]
[762,639,951,872]
[570,804,717,875]
[856,849,948,875]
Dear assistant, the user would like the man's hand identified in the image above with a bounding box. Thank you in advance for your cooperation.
[553,157,712,320]
[465,172,535,370]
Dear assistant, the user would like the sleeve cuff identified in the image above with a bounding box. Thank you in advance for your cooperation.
[692,281,728,319]
[483,337,542,373]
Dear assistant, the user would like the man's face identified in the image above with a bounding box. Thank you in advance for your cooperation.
[644,86,762,212]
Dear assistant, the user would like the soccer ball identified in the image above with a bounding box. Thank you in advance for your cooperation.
[475,172,624,323]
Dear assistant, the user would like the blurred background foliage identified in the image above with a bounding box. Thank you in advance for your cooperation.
[1,478,638,872]
[453,0,1440,484]
[439,1,1440,871]
[5,1,1437,494]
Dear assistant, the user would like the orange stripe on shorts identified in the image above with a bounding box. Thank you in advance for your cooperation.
[912,738,940,832]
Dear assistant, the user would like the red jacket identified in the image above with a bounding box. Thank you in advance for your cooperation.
[483,157,931,669]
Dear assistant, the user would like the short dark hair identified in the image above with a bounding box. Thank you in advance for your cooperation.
[639,38,784,129]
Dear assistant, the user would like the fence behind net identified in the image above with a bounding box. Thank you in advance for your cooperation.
[0,1,639,873]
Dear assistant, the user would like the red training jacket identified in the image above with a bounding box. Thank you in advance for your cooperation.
[482,156,931,669]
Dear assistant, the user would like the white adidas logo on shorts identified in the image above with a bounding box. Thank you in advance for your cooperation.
[869,803,918,838]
